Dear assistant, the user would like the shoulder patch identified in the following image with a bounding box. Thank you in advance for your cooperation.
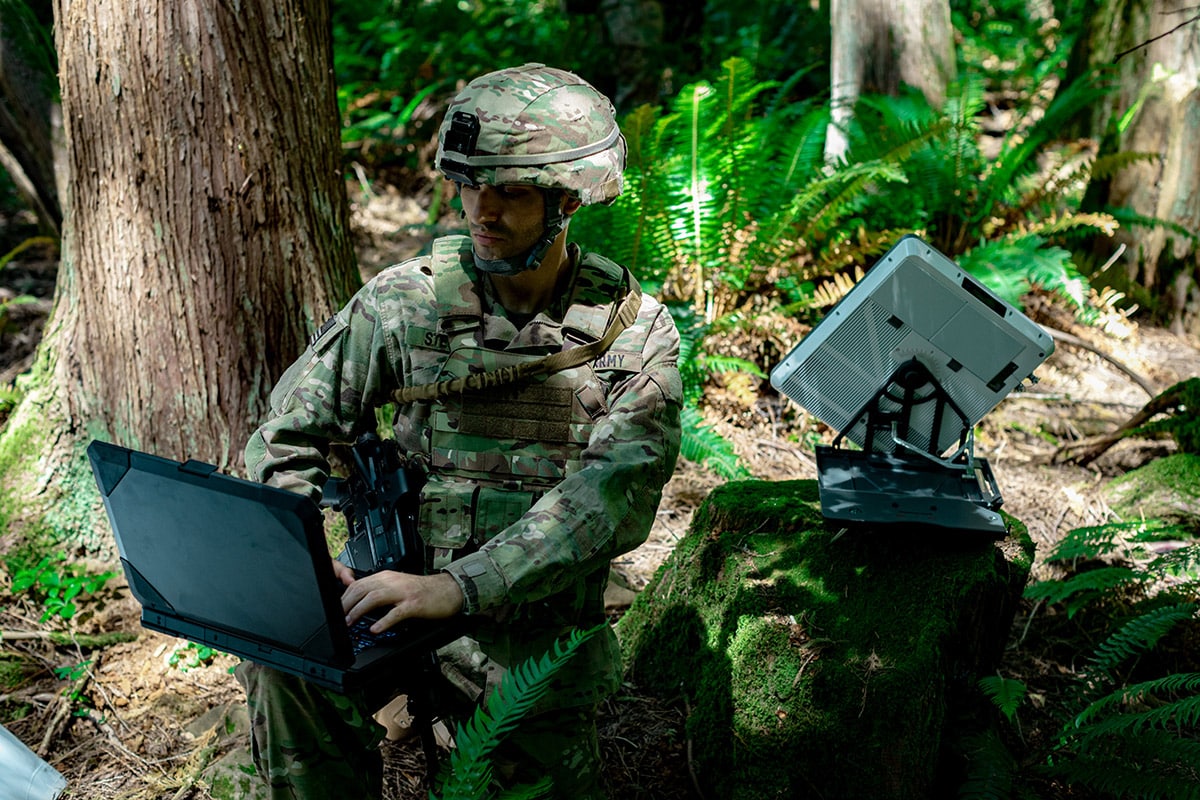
[309,315,339,349]
[307,314,347,355]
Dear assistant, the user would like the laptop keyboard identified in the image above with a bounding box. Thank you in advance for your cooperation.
[349,618,402,655]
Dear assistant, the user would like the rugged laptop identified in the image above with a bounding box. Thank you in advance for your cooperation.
[87,439,455,693]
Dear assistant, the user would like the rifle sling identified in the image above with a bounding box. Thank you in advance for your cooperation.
[392,272,642,404]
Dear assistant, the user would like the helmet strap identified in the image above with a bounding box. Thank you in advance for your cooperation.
[472,189,569,276]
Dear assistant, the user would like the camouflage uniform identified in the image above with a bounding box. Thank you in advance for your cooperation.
[240,234,681,796]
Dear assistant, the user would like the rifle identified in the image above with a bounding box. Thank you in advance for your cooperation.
[323,433,425,576]
[322,434,445,784]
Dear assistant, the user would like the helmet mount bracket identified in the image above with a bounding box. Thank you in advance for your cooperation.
[440,111,481,187]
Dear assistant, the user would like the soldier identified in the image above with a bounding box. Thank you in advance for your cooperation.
[238,63,683,799]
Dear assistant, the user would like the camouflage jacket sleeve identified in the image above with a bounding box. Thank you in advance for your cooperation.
[442,296,683,615]
[242,266,419,500]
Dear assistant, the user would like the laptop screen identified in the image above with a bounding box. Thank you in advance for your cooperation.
[88,440,347,663]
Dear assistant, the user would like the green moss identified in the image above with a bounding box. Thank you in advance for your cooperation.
[1109,453,1200,498]
[0,353,116,562]
[204,744,267,799]
[1104,453,1200,529]
[1134,378,1200,454]
[209,771,260,800]
[0,394,57,566]
[619,479,1034,799]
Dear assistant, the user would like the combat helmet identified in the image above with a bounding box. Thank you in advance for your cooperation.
[436,63,626,275]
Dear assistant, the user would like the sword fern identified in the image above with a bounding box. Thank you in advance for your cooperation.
[433,625,603,800]
[1020,518,1200,799]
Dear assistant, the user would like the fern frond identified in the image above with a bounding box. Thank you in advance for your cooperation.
[956,236,1088,308]
[767,161,905,250]
[1147,543,1200,584]
[957,728,1017,800]
[679,404,751,480]
[1045,520,1184,563]
[1025,211,1119,238]
[1072,673,1200,735]
[1046,734,1200,800]
[808,267,865,310]
[698,353,765,379]
[761,101,829,196]
[979,675,1027,722]
[811,229,912,276]
[622,103,669,173]
[1088,603,1197,679]
[1104,205,1200,242]
[1088,150,1161,181]
[977,68,1115,220]
[436,626,604,800]
[1023,566,1141,617]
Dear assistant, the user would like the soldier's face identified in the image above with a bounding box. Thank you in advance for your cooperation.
[459,183,545,262]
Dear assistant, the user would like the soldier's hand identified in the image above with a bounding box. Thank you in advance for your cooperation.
[331,557,356,587]
[341,571,464,632]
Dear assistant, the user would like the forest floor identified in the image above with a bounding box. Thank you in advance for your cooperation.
[2,198,1199,799]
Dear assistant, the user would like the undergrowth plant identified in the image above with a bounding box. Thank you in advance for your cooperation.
[434,624,603,800]
[8,553,116,623]
[1019,519,1200,799]
[1133,378,1200,455]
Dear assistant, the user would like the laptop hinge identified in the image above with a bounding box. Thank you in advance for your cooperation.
[179,459,219,478]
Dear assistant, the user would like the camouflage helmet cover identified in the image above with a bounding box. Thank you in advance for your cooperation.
[436,63,626,206]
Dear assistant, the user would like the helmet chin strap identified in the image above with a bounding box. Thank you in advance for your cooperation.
[472,190,568,276]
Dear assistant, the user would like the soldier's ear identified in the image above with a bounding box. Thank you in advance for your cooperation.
[562,196,583,217]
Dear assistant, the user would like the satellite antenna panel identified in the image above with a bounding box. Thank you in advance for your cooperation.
[769,235,1055,533]
[770,235,1054,457]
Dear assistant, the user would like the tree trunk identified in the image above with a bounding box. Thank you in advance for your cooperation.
[50,0,359,467]
[0,0,358,552]
[0,0,62,235]
[1077,1,1200,333]
[826,0,956,161]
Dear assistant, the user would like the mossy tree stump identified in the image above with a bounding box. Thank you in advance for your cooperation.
[618,480,1035,799]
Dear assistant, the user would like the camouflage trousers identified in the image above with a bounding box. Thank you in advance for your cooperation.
[235,656,605,799]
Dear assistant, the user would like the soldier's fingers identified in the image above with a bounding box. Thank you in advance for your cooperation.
[370,605,407,633]
[345,590,391,625]
[340,581,367,615]
[331,558,355,587]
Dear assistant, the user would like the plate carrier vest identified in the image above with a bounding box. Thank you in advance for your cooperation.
[413,235,639,572]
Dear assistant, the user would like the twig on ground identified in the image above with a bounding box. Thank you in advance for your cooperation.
[1052,380,1185,465]
[38,659,94,757]
[1044,327,1157,398]
[1,629,138,647]
[168,730,221,800]
[0,690,57,705]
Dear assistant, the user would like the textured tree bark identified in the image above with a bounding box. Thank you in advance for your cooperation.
[1076,1,1200,332]
[826,0,956,161]
[47,0,359,468]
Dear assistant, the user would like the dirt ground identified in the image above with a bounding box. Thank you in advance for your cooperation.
[2,200,1199,798]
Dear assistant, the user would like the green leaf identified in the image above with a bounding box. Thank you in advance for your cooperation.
[979,675,1027,722]
[10,572,37,592]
